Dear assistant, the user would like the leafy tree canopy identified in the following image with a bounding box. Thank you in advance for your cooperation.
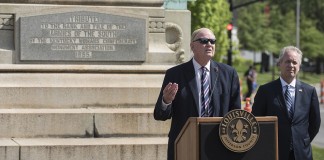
[188,0,233,62]
[235,0,324,58]
[188,0,324,61]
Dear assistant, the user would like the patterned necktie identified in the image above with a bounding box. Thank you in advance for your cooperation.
[284,85,294,150]
[201,67,210,117]
[284,85,294,119]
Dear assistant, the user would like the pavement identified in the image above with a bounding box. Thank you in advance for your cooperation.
[312,103,324,148]
[312,83,324,148]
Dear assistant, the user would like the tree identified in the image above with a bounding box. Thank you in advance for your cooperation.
[188,0,324,71]
[236,0,324,59]
[271,0,324,32]
[236,3,272,52]
[299,13,324,58]
[267,7,296,54]
[188,0,233,62]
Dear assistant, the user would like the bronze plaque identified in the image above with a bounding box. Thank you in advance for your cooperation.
[219,109,260,152]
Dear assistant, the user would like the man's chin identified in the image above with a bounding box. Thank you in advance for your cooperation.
[287,74,296,79]
[206,53,214,57]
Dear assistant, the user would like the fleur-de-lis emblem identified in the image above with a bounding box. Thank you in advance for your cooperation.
[232,119,247,142]
[219,109,260,153]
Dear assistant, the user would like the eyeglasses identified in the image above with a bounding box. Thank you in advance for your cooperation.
[193,38,216,44]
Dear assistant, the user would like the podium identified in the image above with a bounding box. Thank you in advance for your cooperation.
[175,116,278,160]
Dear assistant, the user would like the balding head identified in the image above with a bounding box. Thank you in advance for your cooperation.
[191,28,215,42]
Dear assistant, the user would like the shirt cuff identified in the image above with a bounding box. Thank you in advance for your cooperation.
[161,98,172,111]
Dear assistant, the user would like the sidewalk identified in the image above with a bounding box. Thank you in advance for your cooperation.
[312,103,324,148]
[311,83,324,148]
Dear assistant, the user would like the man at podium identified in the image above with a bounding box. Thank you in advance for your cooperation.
[154,28,241,160]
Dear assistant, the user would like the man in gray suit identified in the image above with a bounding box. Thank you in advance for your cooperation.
[154,28,241,160]
[252,46,321,160]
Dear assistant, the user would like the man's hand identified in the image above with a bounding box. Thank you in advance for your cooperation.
[244,105,252,113]
[162,82,178,104]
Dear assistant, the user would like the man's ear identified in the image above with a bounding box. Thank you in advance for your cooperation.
[190,43,194,50]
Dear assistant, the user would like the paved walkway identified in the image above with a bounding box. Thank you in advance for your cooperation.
[312,83,324,148]
[312,103,324,148]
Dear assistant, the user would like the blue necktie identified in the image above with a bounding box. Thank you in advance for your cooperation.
[284,85,294,119]
[201,67,210,117]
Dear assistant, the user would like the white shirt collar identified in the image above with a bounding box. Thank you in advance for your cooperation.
[192,58,211,72]
[280,77,296,88]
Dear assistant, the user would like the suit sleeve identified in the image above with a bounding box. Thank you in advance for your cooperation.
[308,87,321,142]
[252,85,267,116]
[230,69,242,110]
[154,69,173,121]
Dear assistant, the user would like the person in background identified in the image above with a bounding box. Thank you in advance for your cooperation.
[244,65,257,99]
[153,28,241,160]
[252,46,321,160]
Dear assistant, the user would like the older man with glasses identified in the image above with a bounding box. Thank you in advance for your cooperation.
[154,27,241,160]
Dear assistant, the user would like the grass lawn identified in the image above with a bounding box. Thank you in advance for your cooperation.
[313,145,324,160]
[253,71,324,86]
[236,66,324,97]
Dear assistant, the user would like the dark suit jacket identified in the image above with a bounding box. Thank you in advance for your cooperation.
[154,59,241,160]
[252,78,321,160]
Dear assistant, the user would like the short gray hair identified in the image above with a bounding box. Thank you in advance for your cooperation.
[278,46,303,65]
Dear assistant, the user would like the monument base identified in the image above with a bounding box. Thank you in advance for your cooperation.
[0,1,191,159]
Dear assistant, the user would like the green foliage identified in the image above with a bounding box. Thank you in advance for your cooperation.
[188,0,324,64]
[188,0,233,62]
[313,145,324,160]
[237,3,270,52]
[299,14,324,58]
[236,1,324,59]
[267,8,296,54]
[269,0,324,33]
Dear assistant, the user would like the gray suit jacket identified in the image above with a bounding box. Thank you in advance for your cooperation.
[252,78,321,160]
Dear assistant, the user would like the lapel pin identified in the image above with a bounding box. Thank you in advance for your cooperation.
[299,89,302,92]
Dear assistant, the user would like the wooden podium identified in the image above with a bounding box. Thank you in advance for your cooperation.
[175,117,278,160]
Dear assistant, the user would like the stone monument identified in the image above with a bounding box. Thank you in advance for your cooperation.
[0,0,191,159]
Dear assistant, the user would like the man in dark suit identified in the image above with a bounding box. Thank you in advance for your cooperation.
[154,28,241,160]
[252,46,321,160]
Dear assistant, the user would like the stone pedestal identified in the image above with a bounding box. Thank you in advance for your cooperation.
[0,0,190,159]
[0,0,191,65]
[0,0,191,106]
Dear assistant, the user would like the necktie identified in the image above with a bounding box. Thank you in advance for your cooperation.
[284,85,294,150]
[284,85,294,119]
[201,67,210,117]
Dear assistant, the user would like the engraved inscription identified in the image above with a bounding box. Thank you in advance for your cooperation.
[30,16,130,59]
[20,11,146,62]
[75,51,92,59]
